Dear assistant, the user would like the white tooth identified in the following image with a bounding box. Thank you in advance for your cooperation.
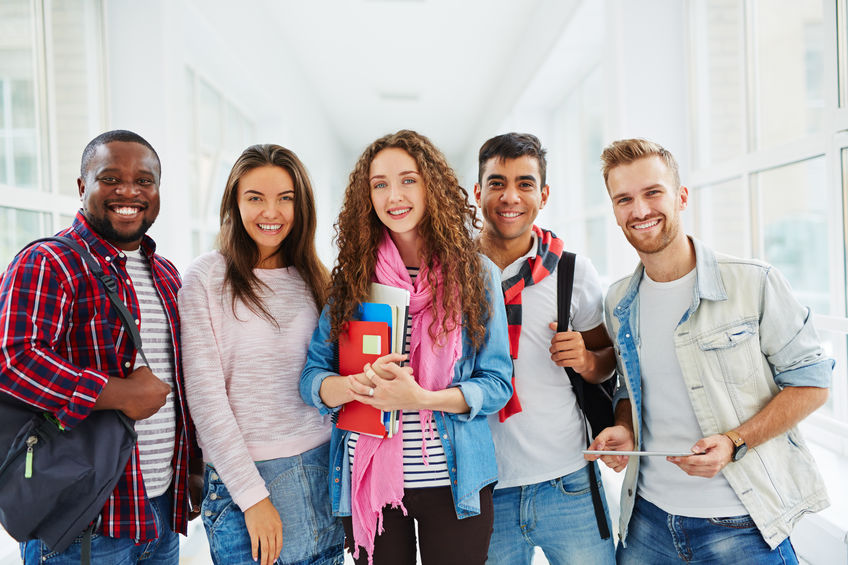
[388,208,410,216]
[634,219,660,230]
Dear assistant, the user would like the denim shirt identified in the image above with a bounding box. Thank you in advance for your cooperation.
[299,257,513,519]
[605,237,832,549]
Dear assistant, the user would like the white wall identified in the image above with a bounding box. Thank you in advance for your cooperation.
[103,0,349,271]
[602,0,689,281]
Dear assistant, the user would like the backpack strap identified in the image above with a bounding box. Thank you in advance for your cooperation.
[29,237,149,367]
[557,251,611,540]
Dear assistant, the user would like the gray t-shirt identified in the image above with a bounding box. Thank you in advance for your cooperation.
[637,268,747,517]
[126,248,176,498]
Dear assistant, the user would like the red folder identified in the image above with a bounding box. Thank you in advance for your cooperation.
[336,320,390,437]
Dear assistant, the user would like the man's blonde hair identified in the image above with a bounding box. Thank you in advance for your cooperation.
[600,138,680,190]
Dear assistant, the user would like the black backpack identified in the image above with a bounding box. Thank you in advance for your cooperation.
[557,251,615,540]
[0,236,143,564]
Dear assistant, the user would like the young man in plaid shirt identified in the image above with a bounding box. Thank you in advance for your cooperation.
[0,130,202,564]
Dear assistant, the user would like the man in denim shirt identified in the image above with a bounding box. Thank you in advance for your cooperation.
[587,138,832,564]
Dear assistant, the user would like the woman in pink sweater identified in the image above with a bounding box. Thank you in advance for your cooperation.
[179,145,344,565]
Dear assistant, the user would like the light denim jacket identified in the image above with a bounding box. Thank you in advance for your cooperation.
[605,237,832,549]
[299,257,513,519]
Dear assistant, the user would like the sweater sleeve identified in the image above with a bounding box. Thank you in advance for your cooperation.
[179,253,269,511]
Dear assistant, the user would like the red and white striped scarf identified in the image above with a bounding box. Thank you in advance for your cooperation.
[498,225,564,422]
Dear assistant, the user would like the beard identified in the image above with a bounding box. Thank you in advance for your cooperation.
[86,213,155,245]
[625,214,680,255]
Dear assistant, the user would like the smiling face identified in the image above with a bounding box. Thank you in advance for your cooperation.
[78,141,161,250]
[237,165,296,267]
[369,147,427,242]
[606,155,688,256]
[474,155,549,248]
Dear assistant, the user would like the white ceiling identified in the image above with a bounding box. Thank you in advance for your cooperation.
[260,0,582,166]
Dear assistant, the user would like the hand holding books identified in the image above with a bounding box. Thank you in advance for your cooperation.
[349,355,423,411]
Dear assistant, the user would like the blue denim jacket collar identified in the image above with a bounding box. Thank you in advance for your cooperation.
[615,236,725,324]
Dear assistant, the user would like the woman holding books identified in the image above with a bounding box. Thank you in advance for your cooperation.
[300,130,513,565]
[179,144,344,565]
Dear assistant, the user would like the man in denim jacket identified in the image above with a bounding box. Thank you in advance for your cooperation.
[587,138,832,564]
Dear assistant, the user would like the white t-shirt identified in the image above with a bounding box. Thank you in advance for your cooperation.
[637,268,747,518]
[488,236,605,489]
[125,248,176,498]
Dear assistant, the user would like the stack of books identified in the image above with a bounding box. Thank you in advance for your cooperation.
[336,283,410,438]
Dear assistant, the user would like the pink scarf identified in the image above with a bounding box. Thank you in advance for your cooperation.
[349,230,463,563]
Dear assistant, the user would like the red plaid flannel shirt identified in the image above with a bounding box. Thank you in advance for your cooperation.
[0,212,198,542]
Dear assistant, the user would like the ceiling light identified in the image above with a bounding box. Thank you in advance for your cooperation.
[378,91,420,101]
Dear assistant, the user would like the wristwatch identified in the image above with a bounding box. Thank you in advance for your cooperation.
[724,430,748,462]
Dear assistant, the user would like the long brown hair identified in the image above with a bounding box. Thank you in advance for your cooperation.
[329,130,489,347]
[218,144,329,322]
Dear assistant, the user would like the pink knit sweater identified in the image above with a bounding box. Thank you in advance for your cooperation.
[179,251,331,511]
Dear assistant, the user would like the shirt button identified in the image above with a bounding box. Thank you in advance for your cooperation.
[628,489,633,496]
[124,362,131,368]
[209,493,218,500]
[451,467,456,473]
[442,434,448,439]
[335,467,340,471]
[210,473,218,481]
[625,334,630,338]
[126,279,132,285]
[119,253,125,258]
[135,319,140,325]
[204,510,212,517]
[105,256,111,262]
[334,478,340,483]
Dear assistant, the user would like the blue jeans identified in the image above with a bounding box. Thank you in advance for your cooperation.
[617,497,799,564]
[486,463,615,565]
[20,492,179,564]
[201,442,344,565]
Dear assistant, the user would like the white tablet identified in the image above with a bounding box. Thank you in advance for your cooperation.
[582,450,699,457]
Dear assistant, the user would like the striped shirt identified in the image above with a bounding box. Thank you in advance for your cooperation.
[348,267,450,488]
[125,249,176,497]
[0,212,197,542]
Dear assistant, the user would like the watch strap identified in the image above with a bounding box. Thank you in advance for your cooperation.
[724,430,745,448]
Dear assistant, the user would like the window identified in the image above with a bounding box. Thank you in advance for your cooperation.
[0,207,51,264]
[752,0,825,149]
[0,1,40,192]
[185,68,255,258]
[755,157,830,314]
[688,0,848,453]
[0,0,104,267]
[690,177,749,257]
[689,0,746,168]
